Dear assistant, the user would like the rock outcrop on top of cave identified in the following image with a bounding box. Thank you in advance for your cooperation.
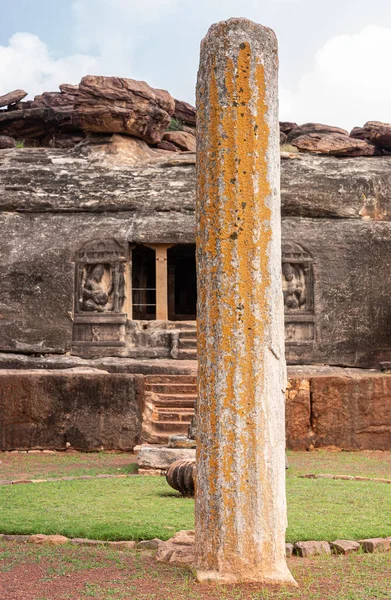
[0,75,391,158]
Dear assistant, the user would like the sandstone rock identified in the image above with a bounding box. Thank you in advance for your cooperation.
[174,99,196,126]
[71,538,105,546]
[78,134,169,166]
[280,121,298,134]
[350,121,391,151]
[359,538,391,553]
[291,133,377,157]
[287,122,348,143]
[310,371,391,450]
[294,541,331,557]
[156,530,195,566]
[0,89,27,108]
[0,370,143,451]
[156,140,181,152]
[29,534,69,546]
[0,135,15,149]
[280,131,287,145]
[137,445,196,470]
[0,106,74,145]
[137,538,163,550]
[73,75,175,144]
[285,543,294,557]
[107,541,136,549]
[2,534,30,542]
[285,378,311,450]
[331,540,360,555]
[163,131,196,152]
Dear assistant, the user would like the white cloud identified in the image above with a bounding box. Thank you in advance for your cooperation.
[0,32,98,98]
[280,25,391,130]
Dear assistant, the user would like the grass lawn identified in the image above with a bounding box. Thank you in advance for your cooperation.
[1,475,391,543]
[1,541,391,600]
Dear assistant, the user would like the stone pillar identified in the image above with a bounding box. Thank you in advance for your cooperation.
[195,18,295,586]
[155,245,168,320]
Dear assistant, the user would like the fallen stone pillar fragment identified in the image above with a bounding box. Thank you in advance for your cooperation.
[195,17,296,586]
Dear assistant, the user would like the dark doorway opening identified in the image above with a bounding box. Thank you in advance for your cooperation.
[132,244,156,320]
[168,245,197,320]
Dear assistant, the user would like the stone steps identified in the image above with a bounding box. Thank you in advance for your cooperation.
[152,393,197,408]
[143,374,197,443]
[145,374,197,384]
[145,382,197,394]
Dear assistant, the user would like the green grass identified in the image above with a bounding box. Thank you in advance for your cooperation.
[1,476,390,543]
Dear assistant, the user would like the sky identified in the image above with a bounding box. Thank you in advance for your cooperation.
[1,0,391,130]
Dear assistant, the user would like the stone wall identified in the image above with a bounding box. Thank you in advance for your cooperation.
[1,147,391,367]
[1,363,389,451]
[0,369,143,451]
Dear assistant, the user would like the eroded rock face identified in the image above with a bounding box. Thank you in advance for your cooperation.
[0,136,15,149]
[0,89,27,108]
[287,122,349,143]
[174,99,196,125]
[0,370,143,451]
[163,131,196,152]
[73,75,175,144]
[350,121,391,151]
[291,133,377,156]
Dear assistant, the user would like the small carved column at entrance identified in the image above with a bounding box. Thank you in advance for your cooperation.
[155,245,169,320]
[195,18,296,586]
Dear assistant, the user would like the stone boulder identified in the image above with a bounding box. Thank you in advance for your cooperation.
[162,131,196,152]
[73,75,175,144]
[279,121,297,135]
[350,121,391,151]
[156,530,195,565]
[0,135,15,149]
[291,133,377,157]
[287,122,348,143]
[156,139,181,152]
[280,131,287,145]
[174,99,196,126]
[0,89,27,109]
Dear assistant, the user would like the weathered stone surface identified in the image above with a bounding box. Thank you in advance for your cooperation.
[280,131,287,145]
[351,121,391,151]
[2,534,30,542]
[280,122,297,134]
[29,534,69,546]
[291,133,377,157]
[71,538,105,546]
[195,17,294,586]
[174,99,196,125]
[107,541,136,549]
[359,538,391,553]
[137,538,163,550]
[156,140,181,152]
[73,75,175,144]
[162,131,196,152]
[285,378,311,450]
[0,135,15,149]
[331,540,360,555]
[0,89,27,108]
[287,123,348,143]
[0,370,143,451]
[0,107,75,145]
[294,541,331,557]
[310,371,391,450]
[137,445,195,469]
[285,543,294,557]
[156,530,195,565]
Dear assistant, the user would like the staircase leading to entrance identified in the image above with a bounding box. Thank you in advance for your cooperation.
[171,328,197,360]
[142,374,197,444]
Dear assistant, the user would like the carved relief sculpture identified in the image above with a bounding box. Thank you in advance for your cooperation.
[72,240,127,355]
[282,242,315,344]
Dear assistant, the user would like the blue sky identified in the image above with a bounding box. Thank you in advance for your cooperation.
[1,0,391,129]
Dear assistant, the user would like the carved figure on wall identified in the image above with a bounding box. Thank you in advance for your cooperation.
[282,263,306,310]
[282,242,315,344]
[82,264,113,312]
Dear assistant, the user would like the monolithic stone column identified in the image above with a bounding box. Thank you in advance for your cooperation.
[195,18,295,586]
